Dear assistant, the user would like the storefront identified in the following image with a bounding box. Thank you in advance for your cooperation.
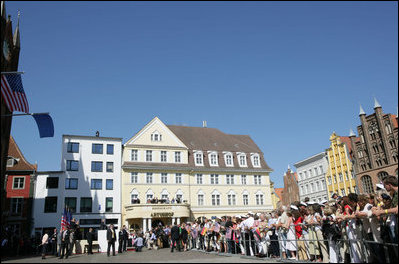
[123,203,190,232]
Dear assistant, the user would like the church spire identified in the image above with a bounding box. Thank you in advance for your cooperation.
[359,104,366,116]
[13,10,20,48]
[374,97,381,109]
[349,128,356,137]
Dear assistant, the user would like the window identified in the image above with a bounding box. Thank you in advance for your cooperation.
[13,177,25,189]
[252,155,260,167]
[212,194,220,206]
[314,168,318,175]
[304,171,308,178]
[210,153,218,166]
[131,172,138,183]
[161,194,169,200]
[226,175,235,185]
[377,171,389,182]
[196,174,203,184]
[334,175,337,184]
[243,194,249,205]
[46,177,59,189]
[345,172,349,181]
[227,194,236,205]
[238,154,247,166]
[241,175,247,185]
[65,178,78,189]
[91,179,102,190]
[131,194,138,204]
[254,175,262,185]
[67,142,79,153]
[316,181,320,191]
[151,132,162,141]
[146,173,153,184]
[321,180,325,190]
[106,162,114,172]
[91,161,103,172]
[10,198,23,215]
[131,150,138,161]
[146,194,153,201]
[64,197,77,213]
[319,166,323,174]
[146,150,152,162]
[80,198,92,213]
[339,173,343,182]
[92,144,103,154]
[176,194,183,201]
[301,186,305,195]
[161,151,167,162]
[106,179,113,190]
[198,194,204,206]
[256,194,264,205]
[106,144,114,155]
[175,152,181,163]
[195,152,203,165]
[161,173,168,184]
[361,175,373,194]
[306,184,310,193]
[299,173,303,181]
[210,174,219,184]
[309,169,313,177]
[175,173,182,184]
[44,197,57,213]
[66,160,79,171]
[105,198,113,212]
[311,183,315,192]
[225,154,233,166]
[348,187,351,195]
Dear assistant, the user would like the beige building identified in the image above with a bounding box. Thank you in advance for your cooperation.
[121,117,273,231]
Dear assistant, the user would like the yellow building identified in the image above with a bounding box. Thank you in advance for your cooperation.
[269,181,281,210]
[325,132,357,198]
[121,117,273,231]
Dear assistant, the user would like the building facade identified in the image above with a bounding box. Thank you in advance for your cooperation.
[269,181,281,210]
[5,136,37,237]
[349,101,398,194]
[280,167,299,207]
[121,117,273,232]
[32,134,122,237]
[325,132,357,198]
[294,152,328,203]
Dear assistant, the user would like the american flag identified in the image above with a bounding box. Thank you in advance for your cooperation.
[1,74,29,113]
[61,207,72,230]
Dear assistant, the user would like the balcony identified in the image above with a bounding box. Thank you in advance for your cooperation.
[124,202,190,220]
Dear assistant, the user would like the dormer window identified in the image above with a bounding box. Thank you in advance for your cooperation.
[208,151,218,166]
[237,153,247,167]
[151,131,162,142]
[251,153,260,167]
[224,152,233,167]
[194,151,204,166]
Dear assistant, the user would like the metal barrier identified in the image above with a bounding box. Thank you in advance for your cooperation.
[185,214,398,263]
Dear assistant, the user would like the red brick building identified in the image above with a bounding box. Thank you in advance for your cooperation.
[5,136,37,236]
[280,166,299,207]
[349,100,398,194]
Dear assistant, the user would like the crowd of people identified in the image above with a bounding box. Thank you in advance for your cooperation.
[2,175,397,263]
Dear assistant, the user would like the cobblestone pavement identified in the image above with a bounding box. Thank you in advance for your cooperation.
[2,248,282,263]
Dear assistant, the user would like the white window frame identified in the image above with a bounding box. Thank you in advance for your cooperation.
[243,194,249,205]
[254,175,262,185]
[255,192,264,205]
[194,151,204,166]
[224,152,233,167]
[175,173,182,184]
[241,175,247,185]
[210,174,219,185]
[211,191,221,206]
[160,151,167,162]
[175,151,181,163]
[237,153,247,167]
[131,149,138,161]
[146,173,153,184]
[196,174,203,184]
[12,177,25,189]
[131,172,138,184]
[227,193,236,206]
[161,173,168,184]
[208,151,218,166]
[198,194,204,206]
[251,153,261,168]
[226,175,235,185]
[146,150,152,162]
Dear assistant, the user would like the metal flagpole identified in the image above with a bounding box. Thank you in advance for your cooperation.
[0,112,49,117]
[1,71,25,74]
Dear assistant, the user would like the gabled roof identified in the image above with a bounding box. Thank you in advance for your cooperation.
[7,136,37,172]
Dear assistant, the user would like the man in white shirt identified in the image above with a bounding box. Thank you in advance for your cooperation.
[242,212,255,256]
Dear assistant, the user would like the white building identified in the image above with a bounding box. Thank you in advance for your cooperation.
[294,152,329,203]
[32,134,122,237]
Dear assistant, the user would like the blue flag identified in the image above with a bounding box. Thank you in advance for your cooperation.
[32,114,54,138]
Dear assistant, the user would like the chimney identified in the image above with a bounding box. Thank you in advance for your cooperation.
[202,121,207,128]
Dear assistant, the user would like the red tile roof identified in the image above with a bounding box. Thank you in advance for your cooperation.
[390,114,398,128]
[7,136,37,172]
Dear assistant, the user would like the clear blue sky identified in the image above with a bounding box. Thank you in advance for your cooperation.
[6,1,398,188]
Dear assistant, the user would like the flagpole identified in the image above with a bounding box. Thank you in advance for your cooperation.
[0,112,49,117]
[1,71,25,74]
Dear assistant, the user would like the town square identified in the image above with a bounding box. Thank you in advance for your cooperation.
[1,1,397,263]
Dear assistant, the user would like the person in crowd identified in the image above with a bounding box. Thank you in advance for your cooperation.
[181,223,188,251]
[100,219,107,230]
[268,211,280,258]
[276,207,289,259]
[86,228,94,255]
[133,233,144,252]
[122,225,128,252]
[294,208,307,261]
[106,224,116,257]
[50,228,57,256]
[118,228,123,253]
[57,228,62,257]
[41,231,49,259]
[59,227,70,259]
[285,208,297,260]
[170,222,180,252]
